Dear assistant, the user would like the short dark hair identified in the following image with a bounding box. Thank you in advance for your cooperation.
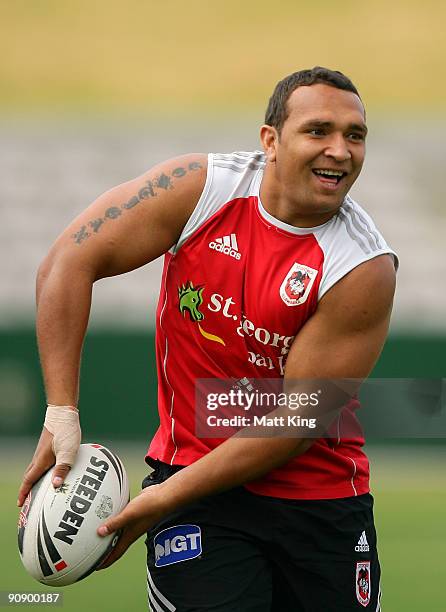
[264,67,361,134]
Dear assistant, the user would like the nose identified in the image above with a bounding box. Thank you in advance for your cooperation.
[324,133,351,162]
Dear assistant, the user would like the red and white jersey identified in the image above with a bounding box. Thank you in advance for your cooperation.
[146,151,397,500]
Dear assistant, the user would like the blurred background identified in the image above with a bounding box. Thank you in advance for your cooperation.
[1,1,445,610]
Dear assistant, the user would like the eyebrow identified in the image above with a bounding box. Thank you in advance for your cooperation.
[300,119,368,135]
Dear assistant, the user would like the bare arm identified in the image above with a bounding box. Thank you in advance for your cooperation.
[36,155,206,406]
[17,154,207,506]
[98,254,396,566]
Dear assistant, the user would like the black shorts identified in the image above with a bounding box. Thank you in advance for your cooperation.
[143,461,381,612]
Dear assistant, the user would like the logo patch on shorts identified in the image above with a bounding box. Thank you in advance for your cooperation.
[356,561,371,607]
[355,530,370,552]
[154,524,202,567]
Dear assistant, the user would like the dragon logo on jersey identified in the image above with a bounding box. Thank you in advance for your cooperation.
[179,282,204,322]
[178,282,225,346]
[355,561,371,607]
[280,263,318,306]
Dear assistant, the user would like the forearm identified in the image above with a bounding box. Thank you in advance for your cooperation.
[154,381,356,514]
[36,256,94,406]
[156,435,312,514]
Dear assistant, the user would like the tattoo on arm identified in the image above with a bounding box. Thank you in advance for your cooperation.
[73,225,90,245]
[89,218,104,233]
[71,160,203,244]
[154,173,173,190]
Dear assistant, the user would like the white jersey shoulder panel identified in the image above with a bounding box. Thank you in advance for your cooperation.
[315,195,398,300]
[174,151,265,252]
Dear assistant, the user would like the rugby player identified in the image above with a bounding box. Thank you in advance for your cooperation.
[18,67,397,610]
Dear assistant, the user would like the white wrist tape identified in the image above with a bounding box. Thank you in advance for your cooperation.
[44,405,81,467]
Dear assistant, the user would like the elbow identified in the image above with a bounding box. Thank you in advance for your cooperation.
[36,241,65,290]
[36,252,55,301]
[36,245,96,304]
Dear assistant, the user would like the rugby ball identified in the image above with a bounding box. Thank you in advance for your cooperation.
[18,443,129,586]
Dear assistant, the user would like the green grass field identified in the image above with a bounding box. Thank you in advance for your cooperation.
[1,441,445,611]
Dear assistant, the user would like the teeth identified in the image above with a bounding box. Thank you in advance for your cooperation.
[313,169,344,177]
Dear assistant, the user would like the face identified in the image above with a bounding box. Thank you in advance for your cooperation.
[261,83,367,219]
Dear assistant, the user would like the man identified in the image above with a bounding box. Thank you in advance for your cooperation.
[18,67,397,610]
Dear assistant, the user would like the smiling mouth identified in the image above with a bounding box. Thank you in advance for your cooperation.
[312,169,347,185]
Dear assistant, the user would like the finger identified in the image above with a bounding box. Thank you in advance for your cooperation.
[97,486,158,536]
[51,463,71,488]
[97,504,137,537]
[17,463,34,507]
[17,459,54,507]
[96,527,139,570]
[17,479,32,508]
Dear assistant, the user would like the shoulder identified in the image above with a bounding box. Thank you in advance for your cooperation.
[123,153,209,234]
[211,150,266,169]
[320,195,395,257]
[316,195,398,300]
[174,151,265,252]
[144,153,208,200]
[160,150,264,207]
[339,196,389,252]
[206,150,266,195]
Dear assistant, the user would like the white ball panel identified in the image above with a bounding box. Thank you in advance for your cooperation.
[18,443,129,586]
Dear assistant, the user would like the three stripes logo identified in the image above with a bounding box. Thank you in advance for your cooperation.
[208,233,241,260]
[355,531,370,553]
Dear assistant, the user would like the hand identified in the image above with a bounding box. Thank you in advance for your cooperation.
[17,406,80,507]
[96,484,166,570]
[17,427,71,507]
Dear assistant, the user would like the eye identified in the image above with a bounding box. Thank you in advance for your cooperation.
[308,128,326,137]
[347,132,365,142]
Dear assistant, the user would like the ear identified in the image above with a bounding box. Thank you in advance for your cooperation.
[260,125,278,162]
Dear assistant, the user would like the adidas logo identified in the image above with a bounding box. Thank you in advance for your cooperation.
[208,233,241,260]
[355,531,370,553]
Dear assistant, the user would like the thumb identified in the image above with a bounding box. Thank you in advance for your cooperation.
[52,463,71,488]
[97,508,129,537]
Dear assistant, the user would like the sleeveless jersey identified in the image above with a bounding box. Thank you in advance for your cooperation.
[146,151,397,500]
